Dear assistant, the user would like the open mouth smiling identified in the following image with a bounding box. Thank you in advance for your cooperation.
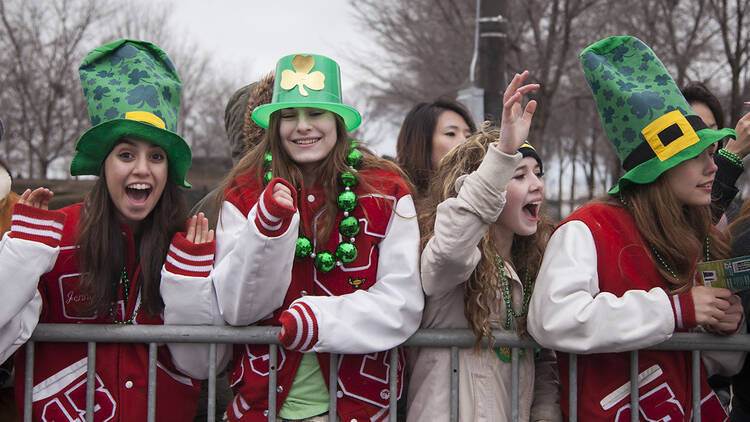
[126,183,152,203]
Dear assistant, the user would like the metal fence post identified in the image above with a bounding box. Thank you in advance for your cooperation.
[23,341,34,422]
[389,348,398,422]
[450,346,459,422]
[86,342,97,422]
[568,353,577,422]
[629,350,638,422]
[511,347,520,422]
[147,342,157,422]
[268,344,278,422]
[208,343,217,422]
[692,350,701,422]
[329,353,338,421]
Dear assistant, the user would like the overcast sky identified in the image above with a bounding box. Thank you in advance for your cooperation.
[170,0,370,94]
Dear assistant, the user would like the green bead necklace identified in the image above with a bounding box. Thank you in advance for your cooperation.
[494,256,532,330]
[619,193,711,281]
[265,140,363,273]
[109,266,141,325]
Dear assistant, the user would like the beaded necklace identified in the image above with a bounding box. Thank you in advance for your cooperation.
[264,140,363,273]
[494,256,532,330]
[109,265,141,325]
[619,193,711,281]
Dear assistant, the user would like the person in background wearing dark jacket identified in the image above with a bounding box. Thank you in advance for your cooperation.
[682,82,750,223]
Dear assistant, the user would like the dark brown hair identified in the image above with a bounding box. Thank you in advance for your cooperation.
[682,81,726,129]
[396,98,476,197]
[77,167,186,317]
[609,176,730,292]
[419,128,554,349]
[215,110,411,243]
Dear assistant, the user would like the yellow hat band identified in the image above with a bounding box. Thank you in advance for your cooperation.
[125,111,166,129]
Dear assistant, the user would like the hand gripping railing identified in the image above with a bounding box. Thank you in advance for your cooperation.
[25,324,750,422]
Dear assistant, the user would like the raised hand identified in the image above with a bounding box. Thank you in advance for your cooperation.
[497,70,541,155]
[273,182,294,209]
[724,111,750,159]
[18,187,54,210]
[185,212,214,245]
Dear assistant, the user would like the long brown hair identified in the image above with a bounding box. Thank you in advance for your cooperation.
[419,128,554,349]
[215,110,412,242]
[396,99,476,198]
[609,176,730,293]
[77,168,186,317]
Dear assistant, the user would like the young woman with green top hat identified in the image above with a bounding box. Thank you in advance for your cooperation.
[0,39,224,421]
[527,36,745,421]
[212,53,423,422]
[407,71,561,422]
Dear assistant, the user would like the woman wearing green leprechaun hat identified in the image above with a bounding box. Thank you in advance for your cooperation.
[527,36,746,421]
[0,39,225,421]
[211,53,423,422]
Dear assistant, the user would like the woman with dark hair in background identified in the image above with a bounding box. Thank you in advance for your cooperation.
[396,98,477,198]
[682,81,750,222]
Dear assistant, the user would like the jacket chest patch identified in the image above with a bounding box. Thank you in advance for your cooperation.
[347,277,366,290]
[57,273,96,321]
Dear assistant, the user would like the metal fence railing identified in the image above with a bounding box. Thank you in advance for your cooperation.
[23,324,750,422]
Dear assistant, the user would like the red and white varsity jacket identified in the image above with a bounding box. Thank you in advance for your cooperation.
[214,170,423,422]
[1,202,218,422]
[528,203,744,421]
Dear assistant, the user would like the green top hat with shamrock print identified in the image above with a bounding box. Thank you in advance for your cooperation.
[70,39,192,188]
[580,36,736,194]
[252,54,362,132]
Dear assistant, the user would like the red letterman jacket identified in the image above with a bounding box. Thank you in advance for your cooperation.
[557,203,727,421]
[220,170,421,422]
[8,203,205,422]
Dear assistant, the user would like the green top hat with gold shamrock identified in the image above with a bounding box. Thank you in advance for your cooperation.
[252,54,362,132]
[580,36,736,194]
[70,39,192,188]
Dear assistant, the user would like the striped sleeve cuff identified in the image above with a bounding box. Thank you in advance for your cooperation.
[671,290,697,331]
[254,178,297,237]
[9,203,65,248]
[164,232,215,277]
[278,302,318,352]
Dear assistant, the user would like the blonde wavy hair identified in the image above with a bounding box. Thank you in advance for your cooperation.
[418,126,554,349]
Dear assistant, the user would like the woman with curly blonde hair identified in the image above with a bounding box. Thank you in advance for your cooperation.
[406,71,561,422]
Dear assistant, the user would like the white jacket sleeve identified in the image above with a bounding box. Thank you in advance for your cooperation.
[213,201,298,326]
[421,144,521,298]
[0,221,61,362]
[527,221,676,354]
[160,233,231,379]
[295,194,424,354]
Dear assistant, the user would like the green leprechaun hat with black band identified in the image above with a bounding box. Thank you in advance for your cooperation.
[70,39,192,188]
[252,54,362,132]
[580,36,736,194]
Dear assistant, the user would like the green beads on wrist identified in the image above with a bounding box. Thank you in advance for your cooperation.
[718,148,744,168]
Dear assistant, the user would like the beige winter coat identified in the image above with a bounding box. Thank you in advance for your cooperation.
[406,144,562,422]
